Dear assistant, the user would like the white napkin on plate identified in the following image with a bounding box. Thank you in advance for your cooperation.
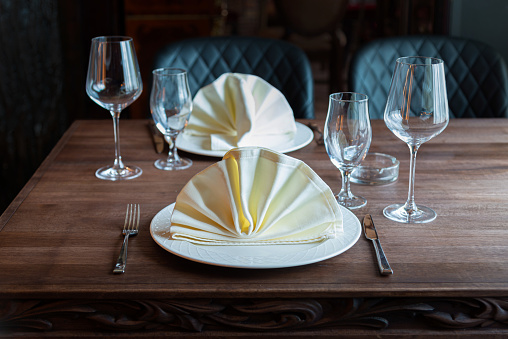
[169,147,343,245]
[184,73,297,151]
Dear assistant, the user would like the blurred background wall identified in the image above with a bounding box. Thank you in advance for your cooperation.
[0,0,505,215]
[449,0,508,64]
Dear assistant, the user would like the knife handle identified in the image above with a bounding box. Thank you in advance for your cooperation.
[372,239,393,275]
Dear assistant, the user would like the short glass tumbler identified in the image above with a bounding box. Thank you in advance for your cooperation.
[324,92,372,209]
[150,68,193,171]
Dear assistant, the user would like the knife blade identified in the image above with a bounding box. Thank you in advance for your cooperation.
[363,214,393,275]
[148,121,165,154]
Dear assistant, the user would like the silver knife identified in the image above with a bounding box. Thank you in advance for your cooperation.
[363,214,393,275]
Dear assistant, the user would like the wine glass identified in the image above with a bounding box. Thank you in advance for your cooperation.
[383,56,449,223]
[150,68,193,170]
[86,36,143,181]
[324,92,372,209]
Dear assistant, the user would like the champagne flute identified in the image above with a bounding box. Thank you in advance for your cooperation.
[150,68,193,170]
[324,92,371,209]
[86,36,143,181]
[383,56,449,223]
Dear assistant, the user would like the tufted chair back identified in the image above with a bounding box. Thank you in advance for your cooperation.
[153,36,315,119]
[349,35,508,119]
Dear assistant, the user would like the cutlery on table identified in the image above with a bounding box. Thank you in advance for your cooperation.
[362,214,393,275]
[306,122,324,145]
[113,204,140,274]
[148,121,165,154]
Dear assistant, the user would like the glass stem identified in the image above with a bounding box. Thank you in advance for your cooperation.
[403,144,420,214]
[338,169,353,199]
[166,133,181,164]
[110,111,125,170]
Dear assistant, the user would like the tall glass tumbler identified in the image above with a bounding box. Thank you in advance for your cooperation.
[383,56,449,223]
[86,36,143,181]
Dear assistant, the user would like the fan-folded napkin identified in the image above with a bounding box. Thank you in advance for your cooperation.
[169,147,343,245]
[184,73,297,151]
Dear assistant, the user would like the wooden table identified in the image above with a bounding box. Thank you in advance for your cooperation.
[1,119,508,338]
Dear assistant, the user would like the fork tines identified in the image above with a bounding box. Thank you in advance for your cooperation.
[124,204,140,233]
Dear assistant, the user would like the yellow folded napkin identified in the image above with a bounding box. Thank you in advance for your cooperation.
[169,147,343,245]
[184,73,297,151]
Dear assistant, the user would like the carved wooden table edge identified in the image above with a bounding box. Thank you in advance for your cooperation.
[2,296,508,337]
[3,284,508,299]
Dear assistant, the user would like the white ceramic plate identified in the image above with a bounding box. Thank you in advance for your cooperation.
[176,122,314,157]
[150,203,361,269]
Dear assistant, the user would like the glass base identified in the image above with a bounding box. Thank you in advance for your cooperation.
[383,203,436,223]
[336,194,367,209]
[95,165,142,181]
[155,157,192,171]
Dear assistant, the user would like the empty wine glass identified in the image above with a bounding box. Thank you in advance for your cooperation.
[150,68,193,170]
[86,36,143,181]
[324,93,372,209]
[383,56,449,223]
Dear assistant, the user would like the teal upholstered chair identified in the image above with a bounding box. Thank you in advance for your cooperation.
[349,35,508,119]
[153,36,315,119]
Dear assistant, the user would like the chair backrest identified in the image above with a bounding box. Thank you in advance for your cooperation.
[153,36,315,119]
[349,35,508,119]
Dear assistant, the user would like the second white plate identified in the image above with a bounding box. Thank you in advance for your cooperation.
[150,203,361,269]
[176,122,314,157]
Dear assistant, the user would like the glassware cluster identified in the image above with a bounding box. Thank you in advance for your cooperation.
[86,37,195,179]
[325,57,448,224]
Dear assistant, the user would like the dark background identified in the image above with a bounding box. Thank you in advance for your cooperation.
[0,0,476,214]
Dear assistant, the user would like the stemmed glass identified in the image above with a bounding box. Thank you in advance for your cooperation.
[324,92,372,209]
[383,56,449,223]
[150,68,193,170]
[86,36,143,181]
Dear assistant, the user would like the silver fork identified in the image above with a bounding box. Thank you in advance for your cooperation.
[113,204,140,274]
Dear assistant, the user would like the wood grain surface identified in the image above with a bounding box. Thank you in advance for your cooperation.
[1,119,508,337]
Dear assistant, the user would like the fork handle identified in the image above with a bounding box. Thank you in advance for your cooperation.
[113,233,130,274]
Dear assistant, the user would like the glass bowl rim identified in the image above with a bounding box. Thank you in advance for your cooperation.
[359,152,400,170]
[329,92,368,103]
[396,56,444,66]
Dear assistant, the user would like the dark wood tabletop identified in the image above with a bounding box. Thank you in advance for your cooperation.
[1,118,508,337]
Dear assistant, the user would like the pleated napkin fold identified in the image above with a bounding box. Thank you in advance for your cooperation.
[184,73,297,151]
[169,147,343,245]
